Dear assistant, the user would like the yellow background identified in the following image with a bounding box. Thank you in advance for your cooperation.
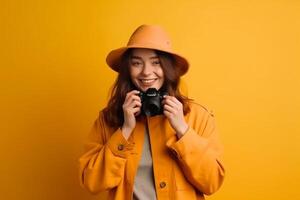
[1,0,299,199]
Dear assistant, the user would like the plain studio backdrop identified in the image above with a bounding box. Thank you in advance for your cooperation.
[1,0,299,199]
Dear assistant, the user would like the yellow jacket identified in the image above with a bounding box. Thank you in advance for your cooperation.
[79,102,225,200]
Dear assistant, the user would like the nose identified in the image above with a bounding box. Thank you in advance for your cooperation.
[141,62,152,75]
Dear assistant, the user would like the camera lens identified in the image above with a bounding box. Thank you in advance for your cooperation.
[143,101,161,116]
[140,88,164,116]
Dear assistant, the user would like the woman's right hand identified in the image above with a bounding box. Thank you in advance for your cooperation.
[121,90,142,140]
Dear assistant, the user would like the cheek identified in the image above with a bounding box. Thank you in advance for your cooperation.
[158,69,165,84]
[158,68,164,78]
[129,75,139,88]
[129,71,140,87]
[129,68,138,79]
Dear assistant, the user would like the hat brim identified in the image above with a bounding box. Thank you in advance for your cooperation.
[106,46,189,76]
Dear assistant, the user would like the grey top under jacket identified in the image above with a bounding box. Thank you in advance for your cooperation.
[132,124,157,200]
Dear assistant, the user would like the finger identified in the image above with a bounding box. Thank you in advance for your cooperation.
[164,104,177,115]
[128,90,140,95]
[163,98,178,109]
[128,99,142,108]
[163,110,172,119]
[124,105,141,116]
[165,96,183,109]
[124,91,141,106]
[123,101,141,112]
[127,107,140,117]
[133,108,141,116]
[125,96,141,107]
[165,95,181,105]
[125,90,140,101]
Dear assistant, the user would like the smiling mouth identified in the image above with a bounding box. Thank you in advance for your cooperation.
[140,78,156,83]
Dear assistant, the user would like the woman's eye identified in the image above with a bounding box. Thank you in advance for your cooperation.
[152,61,161,65]
[132,61,142,66]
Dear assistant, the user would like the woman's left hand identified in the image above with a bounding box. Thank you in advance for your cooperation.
[162,95,188,138]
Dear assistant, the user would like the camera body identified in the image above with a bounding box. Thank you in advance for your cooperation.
[139,88,166,116]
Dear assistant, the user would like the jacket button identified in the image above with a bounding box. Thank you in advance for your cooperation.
[118,144,124,151]
[159,181,166,188]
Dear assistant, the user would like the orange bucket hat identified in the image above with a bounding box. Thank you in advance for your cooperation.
[106,24,189,76]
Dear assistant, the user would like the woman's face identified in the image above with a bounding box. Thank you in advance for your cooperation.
[129,48,164,92]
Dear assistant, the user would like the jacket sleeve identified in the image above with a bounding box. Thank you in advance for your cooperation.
[166,109,225,195]
[78,112,133,194]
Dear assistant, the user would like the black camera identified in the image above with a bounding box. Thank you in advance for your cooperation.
[139,88,166,116]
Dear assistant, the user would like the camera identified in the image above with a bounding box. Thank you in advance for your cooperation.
[139,88,166,116]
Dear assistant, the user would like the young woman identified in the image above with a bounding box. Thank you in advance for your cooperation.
[79,25,225,200]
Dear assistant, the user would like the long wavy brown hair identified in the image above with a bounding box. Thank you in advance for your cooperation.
[103,49,191,128]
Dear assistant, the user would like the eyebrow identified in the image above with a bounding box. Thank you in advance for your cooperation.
[130,55,159,60]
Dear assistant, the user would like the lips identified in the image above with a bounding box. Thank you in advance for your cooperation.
[139,78,157,86]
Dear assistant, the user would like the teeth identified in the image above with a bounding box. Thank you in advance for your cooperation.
[141,79,155,83]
